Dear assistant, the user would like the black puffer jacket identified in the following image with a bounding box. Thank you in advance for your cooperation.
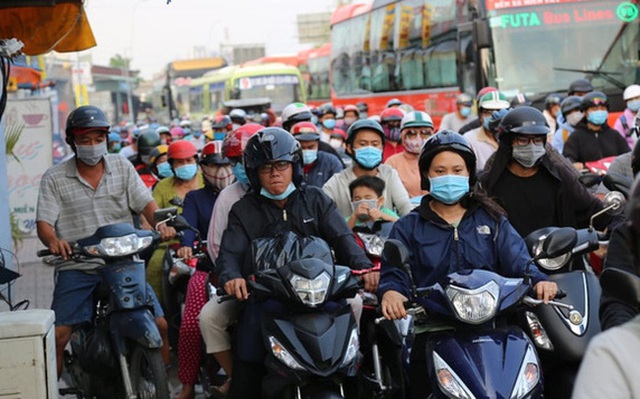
[563,121,630,163]
[600,221,640,330]
[216,185,372,286]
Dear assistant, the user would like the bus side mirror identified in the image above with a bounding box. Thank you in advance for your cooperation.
[474,19,492,49]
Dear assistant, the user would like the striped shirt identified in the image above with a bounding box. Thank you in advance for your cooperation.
[37,154,153,270]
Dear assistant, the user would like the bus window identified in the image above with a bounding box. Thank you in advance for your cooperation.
[369,4,397,92]
[189,86,203,114]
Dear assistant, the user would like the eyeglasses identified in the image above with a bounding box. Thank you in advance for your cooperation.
[513,136,545,146]
[258,160,291,174]
[404,129,433,139]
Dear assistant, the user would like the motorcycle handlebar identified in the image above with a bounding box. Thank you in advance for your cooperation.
[37,249,52,257]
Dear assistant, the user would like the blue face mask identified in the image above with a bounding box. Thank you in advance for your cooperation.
[460,106,472,117]
[193,131,202,138]
[587,110,608,125]
[157,162,174,178]
[214,132,227,141]
[628,99,640,112]
[354,146,383,170]
[429,175,470,205]
[174,164,198,181]
[232,162,249,185]
[302,149,318,165]
[483,116,491,130]
[260,182,296,200]
[322,119,336,129]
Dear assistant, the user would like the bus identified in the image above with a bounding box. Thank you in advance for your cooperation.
[188,62,306,119]
[304,43,333,108]
[330,0,639,125]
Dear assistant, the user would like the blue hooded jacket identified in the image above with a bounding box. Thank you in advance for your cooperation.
[379,197,548,299]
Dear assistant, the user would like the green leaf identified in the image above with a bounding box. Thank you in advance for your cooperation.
[5,122,24,165]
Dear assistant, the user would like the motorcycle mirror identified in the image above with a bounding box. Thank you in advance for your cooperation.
[602,191,626,215]
[600,268,640,308]
[169,197,184,208]
[153,207,178,224]
[539,227,577,259]
[578,173,602,188]
[167,215,194,231]
[382,239,410,271]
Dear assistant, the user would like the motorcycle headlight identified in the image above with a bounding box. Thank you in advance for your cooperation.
[269,336,304,370]
[446,281,499,325]
[510,345,540,399]
[534,241,570,271]
[84,234,153,257]
[289,272,330,307]
[433,351,474,399]
[340,327,359,367]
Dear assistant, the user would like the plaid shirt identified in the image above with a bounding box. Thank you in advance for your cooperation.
[37,154,152,270]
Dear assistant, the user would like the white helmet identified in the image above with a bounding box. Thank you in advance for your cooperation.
[623,85,640,101]
[401,111,433,130]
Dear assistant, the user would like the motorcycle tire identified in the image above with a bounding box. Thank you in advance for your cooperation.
[129,346,170,399]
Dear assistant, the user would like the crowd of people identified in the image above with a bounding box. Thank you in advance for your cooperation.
[35,78,640,398]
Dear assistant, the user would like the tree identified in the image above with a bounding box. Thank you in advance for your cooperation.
[109,54,131,69]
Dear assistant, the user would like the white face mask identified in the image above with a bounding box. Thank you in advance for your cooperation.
[329,138,343,149]
[76,141,107,166]
[566,112,584,127]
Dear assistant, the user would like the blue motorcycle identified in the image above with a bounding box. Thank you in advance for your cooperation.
[383,233,578,399]
[37,208,184,399]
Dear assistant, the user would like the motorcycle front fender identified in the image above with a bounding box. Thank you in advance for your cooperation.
[110,308,162,354]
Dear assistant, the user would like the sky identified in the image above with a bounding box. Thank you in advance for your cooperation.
[83,0,340,80]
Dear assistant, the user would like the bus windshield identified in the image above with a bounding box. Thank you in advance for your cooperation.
[235,74,302,113]
[488,0,639,97]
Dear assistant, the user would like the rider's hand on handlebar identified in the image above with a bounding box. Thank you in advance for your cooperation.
[224,278,249,301]
[157,223,176,241]
[176,246,193,260]
[49,239,72,260]
[381,290,409,320]
[362,271,380,293]
[534,281,558,304]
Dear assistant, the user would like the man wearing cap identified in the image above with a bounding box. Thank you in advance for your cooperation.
[464,91,511,171]
[291,121,344,187]
[440,93,475,132]
[385,111,434,198]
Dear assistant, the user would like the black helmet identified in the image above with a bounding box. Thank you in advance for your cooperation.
[510,93,532,108]
[137,129,161,160]
[281,103,313,132]
[568,79,593,95]
[632,140,640,177]
[418,130,476,190]
[345,119,385,146]
[318,104,337,117]
[356,101,369,113]
[580,91,609,111]
[65,105,110,146]
[243,127,303,189]
[545,93,563,109]
[560,96,582,118]
[498,106,550,145]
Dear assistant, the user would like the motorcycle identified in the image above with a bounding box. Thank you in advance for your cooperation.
[382,234,579,399]
[217,232,363,398]
[522,191,625,398]
[37,207,181,399]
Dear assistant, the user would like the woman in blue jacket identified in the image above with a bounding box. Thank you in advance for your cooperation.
[378,130,558,398]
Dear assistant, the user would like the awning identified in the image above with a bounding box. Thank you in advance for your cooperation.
[0,1,96,55]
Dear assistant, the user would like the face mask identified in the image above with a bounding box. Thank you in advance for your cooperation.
[566,112,584,127]
[587,110,608,125]
[428,175,469,205]
[110,143,121,153]
[555,108,562,118]
[160,139,168,145]
[322,119,336,129]
[344,117,357,127]
[214,132,227,141]
[156,162,174,178]
[329,138,343,149]
[483,116,491,130]
[459,106,472,117]
[628,99,640,112]
[261,182,296,200]
[512,143,546,168]
[76,141,107,166]
[174,164,198,181]
[384,126,402,142]
[193,131,202,138]
[354,146,383,170]
[232,162,249,185]
[403,137,425,154]
[351,199,379,221]
[203,165,234,191]
[302,149,318,165]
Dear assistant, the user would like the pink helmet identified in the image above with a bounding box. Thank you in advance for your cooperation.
[170,126,185,139]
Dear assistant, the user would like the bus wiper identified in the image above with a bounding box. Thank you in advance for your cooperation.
[553,67,626,90]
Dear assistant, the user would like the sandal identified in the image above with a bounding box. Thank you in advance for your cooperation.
[210,378,231,399]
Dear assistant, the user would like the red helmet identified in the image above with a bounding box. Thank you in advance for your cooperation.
[212,114,233,130]
[222,122,263,159]
[168,140,197,160]
[380,107,405,123]
[343,104,359,117]
[291,121,320,141]
[201,142,230,166]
